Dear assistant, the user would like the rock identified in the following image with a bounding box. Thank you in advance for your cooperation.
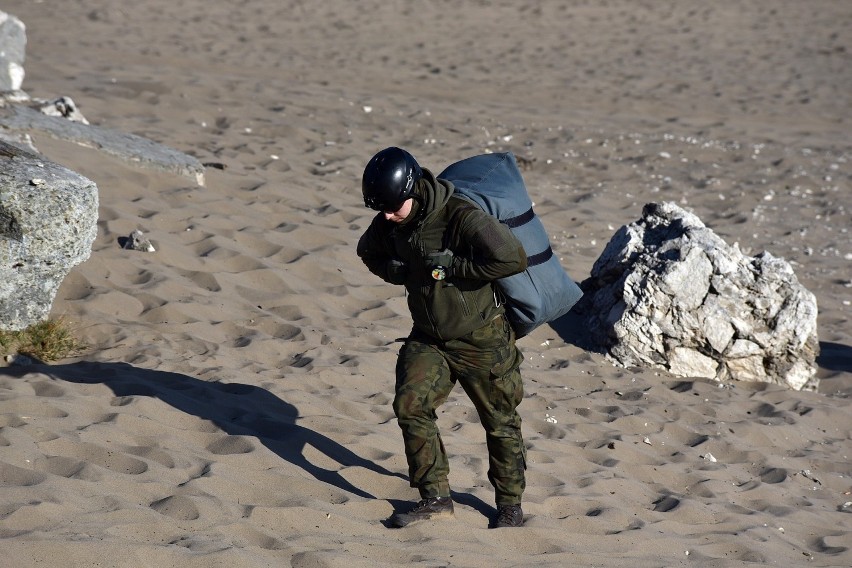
[580,202,819,390]
[120,229,156,252]
[0,11,26,92]
[0,129,36,152]
[5,353,33,366]
[668,347,718,378]
[37,96,89,124]
[0,140,98,331]
[0,104,206,185]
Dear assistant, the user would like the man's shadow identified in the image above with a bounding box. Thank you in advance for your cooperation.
[0,361,494,518]
[817,342,852,374]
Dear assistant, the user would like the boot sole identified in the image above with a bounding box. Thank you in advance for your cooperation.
[390,509,455,528]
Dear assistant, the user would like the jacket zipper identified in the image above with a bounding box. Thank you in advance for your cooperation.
[453,285,472,317]
[425,283,442,340]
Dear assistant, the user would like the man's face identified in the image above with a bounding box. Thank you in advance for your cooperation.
[384,198,413,223]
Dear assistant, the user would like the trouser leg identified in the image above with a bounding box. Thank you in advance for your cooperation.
[393,337,454,499]
[472,365,525,506]
[449,316,526,506]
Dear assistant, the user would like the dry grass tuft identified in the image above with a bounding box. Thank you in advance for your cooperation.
[0,317,87,362]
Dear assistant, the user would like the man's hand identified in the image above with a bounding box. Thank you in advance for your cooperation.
[425,249,454,281]
[386,259,408,285]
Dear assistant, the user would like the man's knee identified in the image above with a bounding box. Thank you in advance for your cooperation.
[393,386,424,422]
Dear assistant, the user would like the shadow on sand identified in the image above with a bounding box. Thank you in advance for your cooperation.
[0,360,495,519]
[818,342,852,374]
[547,309,604,353]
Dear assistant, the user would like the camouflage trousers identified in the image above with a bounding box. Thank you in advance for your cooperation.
[393,314,526,506]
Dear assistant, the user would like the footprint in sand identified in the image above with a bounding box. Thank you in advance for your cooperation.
[32,455,95,480]
[150,495,200,520]
[759,467,788,484]
[652,495,681,512]
[0,461,48,486]
[809,535,849,556]
[37,438,149,475]
[205,435,255,455]
[30,381,66,398]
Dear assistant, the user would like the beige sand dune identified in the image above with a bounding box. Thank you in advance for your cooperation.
[1,1,850,566]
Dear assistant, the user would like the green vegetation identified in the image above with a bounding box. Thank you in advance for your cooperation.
[0,317,87,362]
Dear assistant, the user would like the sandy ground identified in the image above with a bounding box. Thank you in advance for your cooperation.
[1,1,850,566]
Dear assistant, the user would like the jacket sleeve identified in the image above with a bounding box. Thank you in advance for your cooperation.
[356,217,398,283]
[451,208,527,281]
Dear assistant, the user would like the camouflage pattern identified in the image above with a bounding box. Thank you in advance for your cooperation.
[393,314,526,506]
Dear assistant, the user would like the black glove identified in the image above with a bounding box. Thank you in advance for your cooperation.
[425,249,454,281]
[386,259,408,285]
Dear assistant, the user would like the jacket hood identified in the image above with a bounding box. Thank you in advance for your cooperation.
[414,168,454,226]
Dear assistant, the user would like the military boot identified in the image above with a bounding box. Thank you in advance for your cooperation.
[494,504,523,528]
[389,496,454,527]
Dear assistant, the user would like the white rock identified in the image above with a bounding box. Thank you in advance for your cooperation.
[668,347,718,378]
[0,11,26,91]
[581,202,819,390]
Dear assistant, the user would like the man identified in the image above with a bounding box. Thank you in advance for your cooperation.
[356,147,528,528]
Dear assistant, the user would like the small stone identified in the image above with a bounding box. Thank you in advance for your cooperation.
[121,229,156,252]
[5,353,34,366]
[797,469,822,485]
[37,96,90,125]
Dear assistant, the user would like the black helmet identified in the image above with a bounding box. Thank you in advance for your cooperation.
[362,147,422,211]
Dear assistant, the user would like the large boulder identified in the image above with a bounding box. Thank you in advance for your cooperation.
[580,202,819,391]
[0,11,26,92]
[0,140,98,331]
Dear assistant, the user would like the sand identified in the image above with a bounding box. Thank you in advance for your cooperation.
[1,1,850,566]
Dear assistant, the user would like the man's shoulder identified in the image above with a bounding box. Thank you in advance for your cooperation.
[445,195,480,218]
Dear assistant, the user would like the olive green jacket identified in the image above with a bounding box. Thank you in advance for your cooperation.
[357,169,527,341]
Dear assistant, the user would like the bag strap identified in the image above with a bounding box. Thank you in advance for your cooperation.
[443,198,554,267]
[500,206,554,266]
[503,207,535,228]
